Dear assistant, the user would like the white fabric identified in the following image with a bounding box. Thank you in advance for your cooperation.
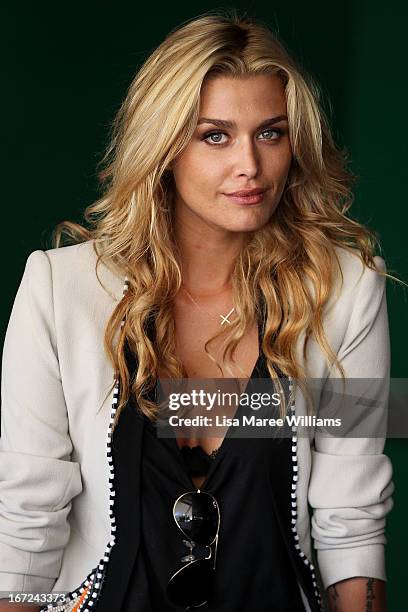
[0,241,393,598]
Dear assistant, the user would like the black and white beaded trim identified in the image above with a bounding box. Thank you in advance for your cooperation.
[288,375,322,610]
[41,277,130,611]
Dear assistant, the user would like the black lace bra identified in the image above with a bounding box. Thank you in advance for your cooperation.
[179,444,220,477]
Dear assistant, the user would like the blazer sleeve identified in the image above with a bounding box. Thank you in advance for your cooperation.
[0,250,83,596]
[307,255,394,589]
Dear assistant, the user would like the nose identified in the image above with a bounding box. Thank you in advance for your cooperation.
[232,137,260,179]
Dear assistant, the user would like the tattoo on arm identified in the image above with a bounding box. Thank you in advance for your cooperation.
[328,583,340,611]
[366,577,376,611]
[328,577,379,611]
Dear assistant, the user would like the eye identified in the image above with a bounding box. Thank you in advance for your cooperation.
[259,128,283,140]
[201,131,228,145]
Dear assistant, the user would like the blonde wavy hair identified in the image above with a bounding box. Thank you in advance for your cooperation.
[52,11,400,428]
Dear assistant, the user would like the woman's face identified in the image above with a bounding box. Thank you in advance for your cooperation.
[171,73,292,234]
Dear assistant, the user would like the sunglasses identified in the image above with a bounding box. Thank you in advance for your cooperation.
[166,490,221,609]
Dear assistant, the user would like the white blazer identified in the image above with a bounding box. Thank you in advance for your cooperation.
[0,240,394,610]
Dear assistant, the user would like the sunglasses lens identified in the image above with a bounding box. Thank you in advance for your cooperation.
[174,492,219,545]
[166,558,213,608]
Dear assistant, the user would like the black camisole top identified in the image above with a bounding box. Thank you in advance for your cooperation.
[117,322,308,611]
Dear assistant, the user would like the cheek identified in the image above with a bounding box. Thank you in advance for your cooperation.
[173,149,225,195]
[269,147,292,181]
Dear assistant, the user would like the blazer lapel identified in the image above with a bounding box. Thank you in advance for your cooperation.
[266,435,322,611]
[96,329,150,609]
[254,321,322,611]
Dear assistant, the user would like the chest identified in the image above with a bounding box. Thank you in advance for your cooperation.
[169,313,260,485]
[172,312,260,379]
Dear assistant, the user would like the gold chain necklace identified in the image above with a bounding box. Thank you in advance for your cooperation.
[181,286,236,326]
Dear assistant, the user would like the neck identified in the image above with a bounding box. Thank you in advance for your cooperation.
[173,207,249,295]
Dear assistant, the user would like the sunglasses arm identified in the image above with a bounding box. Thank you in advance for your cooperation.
[212,533,219,570]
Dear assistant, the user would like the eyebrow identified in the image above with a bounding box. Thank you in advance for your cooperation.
[197,115,288,129]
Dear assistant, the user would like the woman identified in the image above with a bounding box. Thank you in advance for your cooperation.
[0,12,396,612]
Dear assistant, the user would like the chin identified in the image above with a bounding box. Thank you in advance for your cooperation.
[235,212,271,231]
[224,220,268,233]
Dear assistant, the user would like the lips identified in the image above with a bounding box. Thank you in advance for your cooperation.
[223,188,267,206]
[226,188,266,197]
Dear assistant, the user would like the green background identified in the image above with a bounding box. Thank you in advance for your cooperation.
[3,1,408,607]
